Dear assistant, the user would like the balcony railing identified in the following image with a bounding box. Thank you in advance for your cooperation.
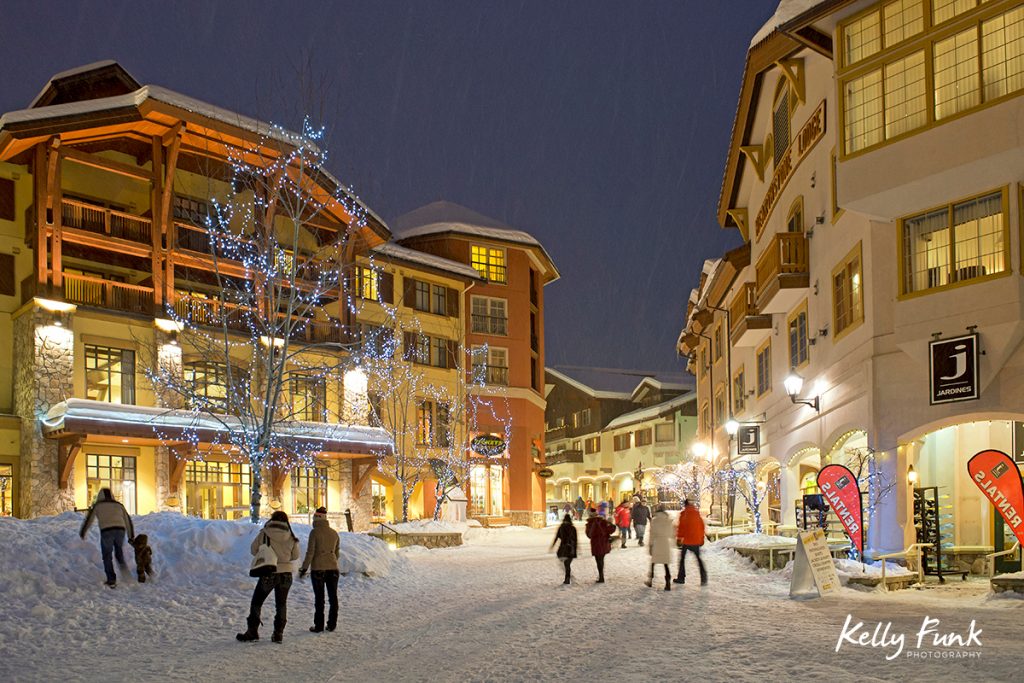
[63,272,153,314]
[471,314,508,336]
[61,198,152,245]
[172,292,347,345]
[729,282,758,323]
[755,232,809,297]
[546,450,584,466]
[474,365,509,386]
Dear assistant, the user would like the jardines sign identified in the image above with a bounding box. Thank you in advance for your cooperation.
[471,434,506,457]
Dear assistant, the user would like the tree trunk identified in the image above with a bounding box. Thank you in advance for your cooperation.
[432,482,445,521]
[401,487,411,523]
[249,468,263,524]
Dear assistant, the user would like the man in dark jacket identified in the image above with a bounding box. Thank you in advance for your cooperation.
[631,497,651,547]
[550,514,578,584]
[299,507,341,632]
[79,488,134,587]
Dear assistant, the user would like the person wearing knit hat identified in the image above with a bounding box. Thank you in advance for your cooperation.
[299,507,341,633]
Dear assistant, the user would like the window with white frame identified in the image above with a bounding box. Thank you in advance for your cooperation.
[471,296,508,335]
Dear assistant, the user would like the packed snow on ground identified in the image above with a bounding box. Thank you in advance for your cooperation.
[1,516,1022,682]
[713,532,797,549]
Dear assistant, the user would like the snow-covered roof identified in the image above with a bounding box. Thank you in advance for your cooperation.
[371,242,483,281]
[393,201,557,279]
[631,376,694,401]
[750,0,829,48]
[546,367,632,400]
[41,398,392,456]
[604,391,698,432]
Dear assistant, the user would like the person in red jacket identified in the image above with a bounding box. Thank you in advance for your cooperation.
[585,509,616,583]
[674,499,707,585]
[613,501,631,548]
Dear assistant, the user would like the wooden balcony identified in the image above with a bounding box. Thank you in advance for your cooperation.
[754,232,809,314]
[61,198,152,246]
[546,449,584,466]
[728,282,772,348]
[172,292,347,345]
[63,272,154,315]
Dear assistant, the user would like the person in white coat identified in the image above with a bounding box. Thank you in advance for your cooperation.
[644,505,676,591]
[237,511,301,643]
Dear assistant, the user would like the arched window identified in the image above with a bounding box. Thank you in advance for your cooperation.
[772,81,791,167]
[787,196,804,233]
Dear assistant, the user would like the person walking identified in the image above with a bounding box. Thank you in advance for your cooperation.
[631,496,651,547]
[298,507,341,633]
[237,511,300,643]
[645,505,675,591]
[585,509,616,583]
[574,496,585,521]
[79,488,135,588]
[675,499,708,585]
[550,514,578,585]
[613,501,631,548]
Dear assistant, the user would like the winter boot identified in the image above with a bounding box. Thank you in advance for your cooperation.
[664,577,672,591]
[644,579,653,588]
[236,616,260,642]
[272,617,286,643]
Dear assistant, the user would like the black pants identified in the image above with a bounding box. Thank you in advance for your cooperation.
[561,558,572,584]
[249,573,293,626]
[594,554,605,581]
[648,563,671,582]
[311,570,340,630]
[678,545,707,583]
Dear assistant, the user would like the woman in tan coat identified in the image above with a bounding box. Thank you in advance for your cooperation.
[237,511,300,643]
[298,507,341,633]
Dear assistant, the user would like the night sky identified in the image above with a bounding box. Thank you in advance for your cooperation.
[0,0,779,372]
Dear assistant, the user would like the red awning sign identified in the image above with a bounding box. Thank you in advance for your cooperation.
[968,449,1024,547]
[817,464,864,553]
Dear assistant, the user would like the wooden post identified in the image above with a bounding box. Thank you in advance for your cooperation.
[47,138,63,290]
[33,144,48,290]
[151,137,164,309]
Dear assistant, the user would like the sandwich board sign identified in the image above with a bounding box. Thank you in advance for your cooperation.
[789,528,841,599]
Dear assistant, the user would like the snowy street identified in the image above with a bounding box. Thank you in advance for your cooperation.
[1,516,1021,682]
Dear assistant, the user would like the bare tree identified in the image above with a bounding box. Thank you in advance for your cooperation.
[840,445,897,552]
[147,119,368,523]
[654,459,715,509]
[718,460,778,535]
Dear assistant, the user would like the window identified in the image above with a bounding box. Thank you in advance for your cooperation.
[471,296,508,335]
[843,8,882,65]
[472,346,508,385]
[788,301,809,369]
[830,149,844,223]
[406,278,451,315]
[841,3,1024,155]
[635,429,653,447]
[834,243,865,336]
[290,374,327,422]
[470,245,507,283]
[613,433,631,451]
[0,463,13,517]
[436,402,452,448]
[733,367,746,415]
[404,332,453,369]
[368,391,383,427]
[585,436,600,454]
[700,403,710,435]
[772,84,791,167]
[354,266,380,301]
[358,324,394,358]
[655,423,674,443]
[417,400,434,446]
[900,190,1005,295]
[432,285,447,316]
[414,280,430,311]
[85,345,135,404]
[573,440,582,451]
[185,361,231,410]
[185,461,251,520]
[756,340,772,397]
[787,197,804,233]
[580,408,591,427]
[714,389,726,427]
[713,325,723,361]
[87,454,137,514]
[0,253,13,296]
[172,195,211,225]
[291,466,327,514]
[0,177,14,221]
[371,480,388,521]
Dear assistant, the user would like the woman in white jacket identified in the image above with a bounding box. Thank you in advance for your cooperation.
[237,511,300,643]
[644,505,676,591]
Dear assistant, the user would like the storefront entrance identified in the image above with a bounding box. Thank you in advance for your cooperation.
[0,464,14,517]
[470,464,504,517]
[185,461,251,520]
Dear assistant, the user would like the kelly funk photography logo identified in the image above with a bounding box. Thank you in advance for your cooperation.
[835,615,983,660]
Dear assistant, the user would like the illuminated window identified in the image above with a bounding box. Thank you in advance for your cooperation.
[933,0,975,26]
[883,0,924,48]
[843,9,881,65]
[714,388,726,426]
[471,296,508,335]
[290,374,327,422]
[585,436,600,453]
[843,69,885,152]
[982,6,1024,101]
[733,367,746,415]
[470,245,507,284]
[417,400,434,446]
[85,345,135,404]
[471,346,508,385]
[291,466,327,514]
[934,27,980,120]
[613,433,631,451]
[833,243,865,335]
[756,340,772,397]
[87,454,137,514]
[371,480,388,521]
[184,361,231,411]
[354,266,380,301]
[900,190,1005,295]
[185,461,251,520]
[788,301,809,369]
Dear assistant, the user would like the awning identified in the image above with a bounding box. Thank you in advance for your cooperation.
[40,398,392,457]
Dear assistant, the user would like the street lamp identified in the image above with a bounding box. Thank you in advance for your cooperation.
[784,371,820,412]
[691,442,709,459]
[724,418,739,436]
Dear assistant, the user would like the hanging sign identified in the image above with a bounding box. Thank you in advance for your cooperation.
[817,464,864,553]
[737,425,761,455]
[471,434,506,457]
[929,334,979,405]
[968,449,1024,547]
[537,467,554,479]
[790,528,842,599]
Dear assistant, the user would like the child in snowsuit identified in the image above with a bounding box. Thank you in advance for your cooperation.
[130,534,154,583]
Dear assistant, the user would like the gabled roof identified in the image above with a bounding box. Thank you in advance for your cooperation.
[371,242,484,282]
[548,366,691,400]
[630,376,694,402]
[604,391,698,432]
[394,201,559,282]
[546,367,633,401]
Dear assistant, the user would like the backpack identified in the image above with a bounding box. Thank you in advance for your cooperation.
[249,534,278,577]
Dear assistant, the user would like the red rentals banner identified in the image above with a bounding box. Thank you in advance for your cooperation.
[817,464,864,553]
[968,449,1024,547]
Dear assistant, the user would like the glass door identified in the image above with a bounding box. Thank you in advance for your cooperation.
[488,466,503,516]
[0,464,13,516]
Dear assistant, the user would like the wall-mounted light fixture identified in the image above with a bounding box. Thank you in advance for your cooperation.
[784,371,820,412]
[724,418,739,437]
[908,465,919,486]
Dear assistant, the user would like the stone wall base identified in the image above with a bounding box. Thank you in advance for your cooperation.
[509,510,546,528]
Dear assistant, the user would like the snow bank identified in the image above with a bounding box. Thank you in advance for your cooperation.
[388,519,469,535]
[0,511,398,597]
[714,533,797,549]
